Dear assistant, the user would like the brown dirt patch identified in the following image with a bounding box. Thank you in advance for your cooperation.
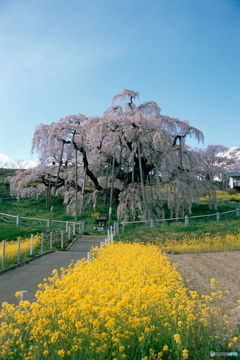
[167,251,240,327]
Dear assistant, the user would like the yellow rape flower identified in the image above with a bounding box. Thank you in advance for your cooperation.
[173,333,181,344]
[182,349,189,358]
[57,349,65,357]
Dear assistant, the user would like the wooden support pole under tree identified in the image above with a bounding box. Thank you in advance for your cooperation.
[47,177,51,211]
[132,153,134,183]
[109,151,115,225]
[79,166,86,215]
[52,141,64,210]
[179,136,183,172]
[75,148,78,221]
[104,164,109,205]
[138,141,147,220]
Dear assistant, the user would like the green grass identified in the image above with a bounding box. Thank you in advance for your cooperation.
[0,190,239,241]
[0,223,47,241]
[115,217,240,243]
[0,196,69,219]
[0,196,118,240]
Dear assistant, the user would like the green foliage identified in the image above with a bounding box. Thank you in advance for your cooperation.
[0,196,67,219]
[228,188,239,195]
[0,223,46,241]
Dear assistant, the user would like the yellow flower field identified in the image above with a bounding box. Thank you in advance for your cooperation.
[200,190,240,202]
[0,235,41,269]
[1,242,239,360]
[155,232,240,253]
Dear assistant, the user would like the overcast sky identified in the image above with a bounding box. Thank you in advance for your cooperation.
[0,0,239,166]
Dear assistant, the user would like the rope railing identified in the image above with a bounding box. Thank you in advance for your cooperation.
[0,212,85,234]
[1,207,239,235]
[114,208,240,233]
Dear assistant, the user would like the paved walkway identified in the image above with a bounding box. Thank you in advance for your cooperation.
[0,236,105,307]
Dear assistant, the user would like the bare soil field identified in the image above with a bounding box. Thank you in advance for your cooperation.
[168,251,240,327]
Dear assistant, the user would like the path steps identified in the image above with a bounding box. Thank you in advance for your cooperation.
[67,236,106,252]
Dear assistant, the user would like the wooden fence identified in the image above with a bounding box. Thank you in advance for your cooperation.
[0,211,85,234]
[113,208,240,234]
[0,230,75,270]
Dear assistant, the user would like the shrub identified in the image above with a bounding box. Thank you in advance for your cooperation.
[227,188,238,195]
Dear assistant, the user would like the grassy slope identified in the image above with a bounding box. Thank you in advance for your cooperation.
[0,196,119,240]
[115,217,240,243]
[1,195,239,242]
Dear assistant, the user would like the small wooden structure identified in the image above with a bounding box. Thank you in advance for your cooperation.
[96,214,108,227]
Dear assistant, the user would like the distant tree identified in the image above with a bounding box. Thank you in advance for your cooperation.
[196,145,240,208]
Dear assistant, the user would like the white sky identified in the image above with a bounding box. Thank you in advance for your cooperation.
[0,0,239,165]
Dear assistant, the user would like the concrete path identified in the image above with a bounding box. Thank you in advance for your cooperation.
[0,236,106,307]
[67,235,106,252]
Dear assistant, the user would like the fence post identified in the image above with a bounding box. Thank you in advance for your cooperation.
[68,226,71,241]
[115,221,119,234]
[216,212,220,221]
[17,237,21,263]
[150,219,154,228]
[81,222,85,235]
[185,215,189,225]
[122,222,125,233]
[20,291,28,301]
[41,233,44,253]
[236,208,240,217]
[16,215,20,226]
[73,222,76,235]
[30,235,33,256]
[50,231,53,250]
[61,231,64,249]
[66,221,69,232]
[1,240,5,269]
[46,219,51,228]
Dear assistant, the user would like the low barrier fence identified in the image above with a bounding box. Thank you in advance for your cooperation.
[0,230,76,270]
[1,207,240,237]
[113,208,240,234]
[0,211,85,234]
